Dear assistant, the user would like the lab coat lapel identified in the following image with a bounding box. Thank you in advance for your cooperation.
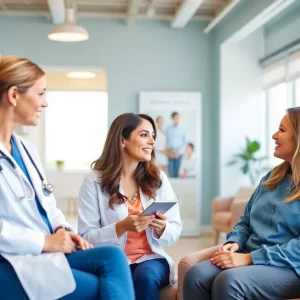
[118,184,129,218]
[11,132,45,203]
[139,187,154,209]
[0,135,33,194]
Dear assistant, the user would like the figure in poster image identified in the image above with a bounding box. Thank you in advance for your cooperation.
[155,116,168,174]
[179,143,197,179]
[165,112,187,178]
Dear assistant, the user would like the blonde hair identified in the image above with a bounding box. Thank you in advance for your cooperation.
[265,107,300,202]
[0,56,44,102]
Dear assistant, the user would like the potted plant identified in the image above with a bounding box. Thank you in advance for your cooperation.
[227,137,268,185]
[55,159,64,171]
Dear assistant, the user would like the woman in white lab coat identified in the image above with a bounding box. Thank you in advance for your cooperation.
[78,113,182,300]
[0,55,135,300]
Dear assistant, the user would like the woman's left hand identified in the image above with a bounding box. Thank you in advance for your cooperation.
[211,252,253,269]
[69,232,94,250]
[150,213,166,237]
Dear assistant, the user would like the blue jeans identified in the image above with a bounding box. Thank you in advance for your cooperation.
[0,246,135,300]
[130,258,170,300]
[168,155,182,178]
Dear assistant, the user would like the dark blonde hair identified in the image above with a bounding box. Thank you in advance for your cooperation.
[92,113,162,208]
[0,56,45,102]
[265,107,300,202]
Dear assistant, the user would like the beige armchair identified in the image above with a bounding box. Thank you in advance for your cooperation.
[160,284,177,300]
[212,186,255,244]
[159,247,225,300]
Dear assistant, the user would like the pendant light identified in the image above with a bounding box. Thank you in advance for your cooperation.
[48,0,89,42]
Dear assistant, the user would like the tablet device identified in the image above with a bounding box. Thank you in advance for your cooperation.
[140,201,176,216]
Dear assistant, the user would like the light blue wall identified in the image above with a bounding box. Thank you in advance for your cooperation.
[264,0,300,56]
[1,0,289,226]
[209,0,276,203]
[0,16,214,224]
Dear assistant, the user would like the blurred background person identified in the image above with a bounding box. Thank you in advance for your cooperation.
[179,143,197,179]
[165,112,187,178]
[155,116,168,174]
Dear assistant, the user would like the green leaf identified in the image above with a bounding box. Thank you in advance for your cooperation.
[247,141,260,153]
[227,136,266,184]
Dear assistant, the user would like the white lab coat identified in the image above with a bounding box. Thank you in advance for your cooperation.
[78,170,182,284]
[155,130,168,166]
[0,132,75,300]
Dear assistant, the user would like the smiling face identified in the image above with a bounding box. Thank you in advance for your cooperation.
[123,118,155,163]
[272,114,296,163]
[13,75,47,126]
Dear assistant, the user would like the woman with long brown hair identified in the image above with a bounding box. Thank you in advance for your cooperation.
[184,107,300,300]
[78,113,182,300]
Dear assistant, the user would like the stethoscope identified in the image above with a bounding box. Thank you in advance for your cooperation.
[0,142,54,199]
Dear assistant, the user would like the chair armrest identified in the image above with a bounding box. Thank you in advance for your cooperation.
[230,200,248,228]
[177,245,220,300]
[212,196,234,214]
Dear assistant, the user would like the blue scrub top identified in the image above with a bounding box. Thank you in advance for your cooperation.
[11,138,53,234]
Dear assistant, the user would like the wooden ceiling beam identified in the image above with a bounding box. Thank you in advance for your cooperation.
[0,8,212,21]
[204,0,241,33]
[127,0,141,25]
[146,0,157,16]
[47,0,65,24]
[171,0,205,28]
[0,0,7,10]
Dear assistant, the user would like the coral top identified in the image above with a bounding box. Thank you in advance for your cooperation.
[124,198,154,263]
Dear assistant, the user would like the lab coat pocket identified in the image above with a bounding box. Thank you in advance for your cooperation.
[3,252,75,300]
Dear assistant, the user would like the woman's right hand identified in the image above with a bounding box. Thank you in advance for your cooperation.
[214,242,240,256]
[116,212,154,237]
[43,230,77,253]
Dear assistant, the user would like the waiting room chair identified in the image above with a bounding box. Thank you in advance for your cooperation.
[212,186,255,244]
[160,284,177,300]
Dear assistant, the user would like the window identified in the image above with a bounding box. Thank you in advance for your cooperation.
[266,83,288,167]
[296,78,300,106]
[45,91,108,170]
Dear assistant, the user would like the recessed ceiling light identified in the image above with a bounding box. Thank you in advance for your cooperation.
[66,71,97,79]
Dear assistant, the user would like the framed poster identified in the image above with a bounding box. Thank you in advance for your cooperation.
[139,92,202,236]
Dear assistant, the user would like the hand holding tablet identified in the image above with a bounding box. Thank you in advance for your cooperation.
[140,201,176,217]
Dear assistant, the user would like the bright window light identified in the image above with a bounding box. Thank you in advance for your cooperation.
[45,91,108,170]
[267,82,288,167]
[296,78,300,106]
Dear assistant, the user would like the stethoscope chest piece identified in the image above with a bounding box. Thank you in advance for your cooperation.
[42,181,54,196]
